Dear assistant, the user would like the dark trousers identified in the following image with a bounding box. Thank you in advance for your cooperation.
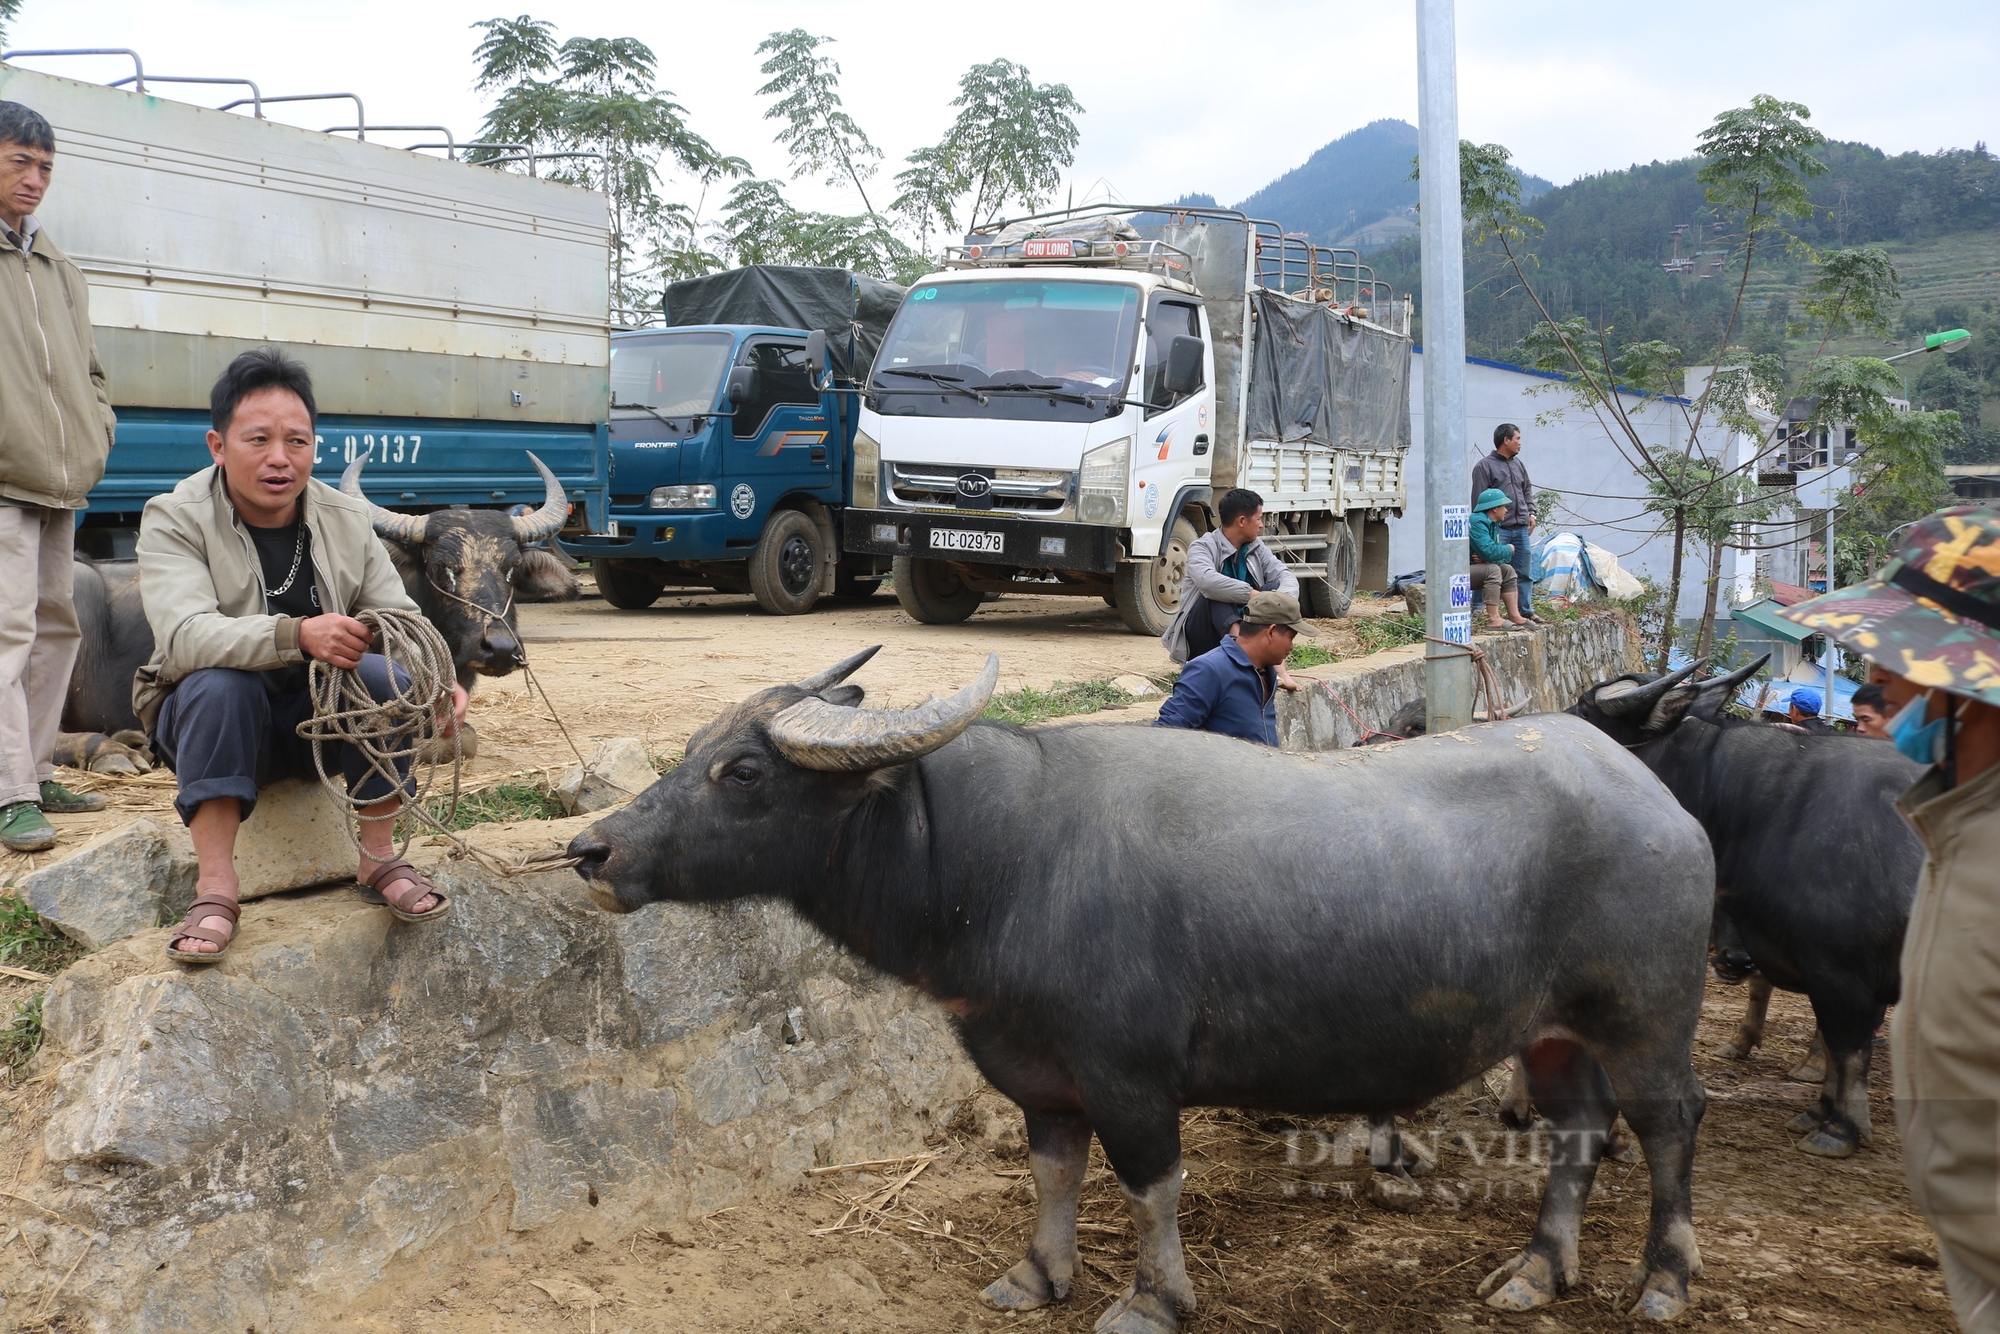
[152,656,414,826]
[1501,524,1534,613]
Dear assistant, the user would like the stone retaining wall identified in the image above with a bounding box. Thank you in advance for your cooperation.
[1277,612,1642,750]
[5,856,979,1333]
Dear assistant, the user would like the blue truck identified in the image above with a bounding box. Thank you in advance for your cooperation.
[3,60,613,555]
[560,266,905,613]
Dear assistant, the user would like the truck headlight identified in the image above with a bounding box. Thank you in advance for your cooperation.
[648,484,717,510]
[1078,436,1132,525]
[852,428,882,508]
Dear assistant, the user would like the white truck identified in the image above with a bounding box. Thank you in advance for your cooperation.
[839,204,1412,633]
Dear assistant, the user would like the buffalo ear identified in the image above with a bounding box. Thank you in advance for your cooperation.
[514,548,580,602]
[1646,685,1699,733]
[382,539,423,583]
[819,684,865,708]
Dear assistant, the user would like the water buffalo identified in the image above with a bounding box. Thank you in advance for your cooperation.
[55,455,579,771]
[341,452,577,689]
[569,648,1716,1328]
[1568,658,1924,1157]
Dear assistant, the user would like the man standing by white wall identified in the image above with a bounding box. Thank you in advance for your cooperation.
[1472,423,1538,619]
[0,101,117,851]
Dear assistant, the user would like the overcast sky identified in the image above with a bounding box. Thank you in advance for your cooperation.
[14,1,1996,220]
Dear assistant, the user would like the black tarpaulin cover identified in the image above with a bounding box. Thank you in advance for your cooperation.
[663,266,906,382]
[1244,292,1411,454]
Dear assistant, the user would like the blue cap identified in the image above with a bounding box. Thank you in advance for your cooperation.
[1791,688,1822,716]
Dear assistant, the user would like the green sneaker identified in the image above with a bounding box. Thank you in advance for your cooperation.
[39,779,106,814]
[1,801,56,852]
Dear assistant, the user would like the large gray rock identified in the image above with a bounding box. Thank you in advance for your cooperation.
[555,736,657,814]
[19,819,196,950]
[7,843,979,1333]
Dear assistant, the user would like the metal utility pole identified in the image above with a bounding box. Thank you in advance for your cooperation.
[1417,0,1473,732]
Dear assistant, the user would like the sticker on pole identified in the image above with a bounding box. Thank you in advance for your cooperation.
[1449,573,1471,611]
[1441,505,1469,542]
[1441,611,1472,645]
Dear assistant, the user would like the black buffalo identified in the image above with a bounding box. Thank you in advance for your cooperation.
[1568,658,1924,1157]
[56,455,579,771]
[569,648,1716,1329]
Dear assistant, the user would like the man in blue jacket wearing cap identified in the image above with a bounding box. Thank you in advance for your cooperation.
[1788,687,1833,732]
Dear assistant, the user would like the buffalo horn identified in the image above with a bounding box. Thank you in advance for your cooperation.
[511,452,571,544]
[340,456,431,545]
[1473,691,1532,721]
[794,645,882,695]
[769,652,1000,772]
[1695,653,1771,696]
[1593,662,1701,718]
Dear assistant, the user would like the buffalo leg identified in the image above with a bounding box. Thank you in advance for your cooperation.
[1716,974,1773,1060]
[1087,1104,1194,1334]
[980,1112,1090,1311]
[1499,1058,1535,1130]
[1787,1029,1828,1084]
[1479,1039,1617,1313]
[1789,997,1879,1157]
[1603,1046,1706,1320]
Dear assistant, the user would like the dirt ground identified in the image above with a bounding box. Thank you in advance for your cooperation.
[320,982,1949,1334]
[1,587,1955,1332]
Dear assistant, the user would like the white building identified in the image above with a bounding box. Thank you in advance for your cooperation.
[1395,350,1747,621]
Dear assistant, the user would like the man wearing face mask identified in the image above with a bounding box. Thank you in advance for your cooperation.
[1783,506,2000,1334]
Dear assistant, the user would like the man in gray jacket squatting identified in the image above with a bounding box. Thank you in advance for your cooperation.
[1160,488,1301,689]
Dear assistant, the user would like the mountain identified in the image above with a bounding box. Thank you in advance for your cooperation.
[1228,120,1552,249]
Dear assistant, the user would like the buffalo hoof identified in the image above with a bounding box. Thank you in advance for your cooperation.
[1093,1285,1185,1334]
[1797,1126,1858,1158]
[980,1258,1067,1311]
[1785,1107,1830,1135]
[1714,1035,1757,1060]
[1786,1059,1826,1084]
[1629,1284,1690,1321]
[1605,1122,1644,1164]
[1620,1261,1692,1321]
[1479,1251,1561,1311]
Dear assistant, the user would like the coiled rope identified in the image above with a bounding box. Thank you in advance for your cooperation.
[295,607,580,877]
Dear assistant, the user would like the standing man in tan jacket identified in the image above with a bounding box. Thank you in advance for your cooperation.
[1785,507,2000,1333]
[0,101,117,852]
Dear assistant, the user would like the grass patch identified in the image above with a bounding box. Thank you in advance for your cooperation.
[424,782,567,832]
[984,679,1135,726]
[1,992,44,1073]
[0,892,81,977]
[1286,642,1339,669]
[1351,612,1426,655]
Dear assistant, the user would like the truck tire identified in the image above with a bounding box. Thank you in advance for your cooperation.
[595,560,667,610]
[1115,514,1197,636]
[892,556,982,624]
[1302,521,1359,618]
[747,508,825,616]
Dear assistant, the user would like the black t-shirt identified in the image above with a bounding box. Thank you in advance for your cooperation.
[247,519,321,619]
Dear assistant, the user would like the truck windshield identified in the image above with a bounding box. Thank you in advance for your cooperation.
[611,332,735,423]
[869,280,1140,422]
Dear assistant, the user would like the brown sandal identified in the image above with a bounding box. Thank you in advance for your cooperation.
[166,895,241,964]
[360,859,452,923]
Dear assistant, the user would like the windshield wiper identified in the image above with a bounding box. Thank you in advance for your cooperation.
[613,399,718,427]
[872,369,987,404]
[977,380,1111,406]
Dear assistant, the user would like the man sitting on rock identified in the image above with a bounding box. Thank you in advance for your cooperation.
[135,349,466,963]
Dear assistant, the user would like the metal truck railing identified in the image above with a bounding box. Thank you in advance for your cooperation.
[0,47,586,176]
[948,201,1404,334]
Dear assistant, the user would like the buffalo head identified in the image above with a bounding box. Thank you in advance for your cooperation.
[1567,654,1770,745]
[343,452,579,688]
[568,647,999,914]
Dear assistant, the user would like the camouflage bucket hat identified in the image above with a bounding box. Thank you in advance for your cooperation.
[1778,505,2000,707]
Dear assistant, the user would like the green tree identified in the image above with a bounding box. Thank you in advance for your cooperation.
[0,1,23,45]
[755,32,885,227]
[1910,357,1989,463]
[470,16,731,319]
[892,60,1084,248]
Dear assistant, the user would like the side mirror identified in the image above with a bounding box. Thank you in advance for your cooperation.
[804,330,827,379]
[1163,335,1205,398]
[726,365,758,408]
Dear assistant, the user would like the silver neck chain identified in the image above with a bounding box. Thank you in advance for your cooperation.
[266,523,307,597]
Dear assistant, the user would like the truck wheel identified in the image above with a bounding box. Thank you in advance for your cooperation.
[1302,521,1359,618]
[1115,515,1197,636]
[595,560,667,610]
[892,555,982,624]
[748,509,825,616]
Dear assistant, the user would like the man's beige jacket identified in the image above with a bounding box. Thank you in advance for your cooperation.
[133,468,419,730]
[0,227,117,507]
